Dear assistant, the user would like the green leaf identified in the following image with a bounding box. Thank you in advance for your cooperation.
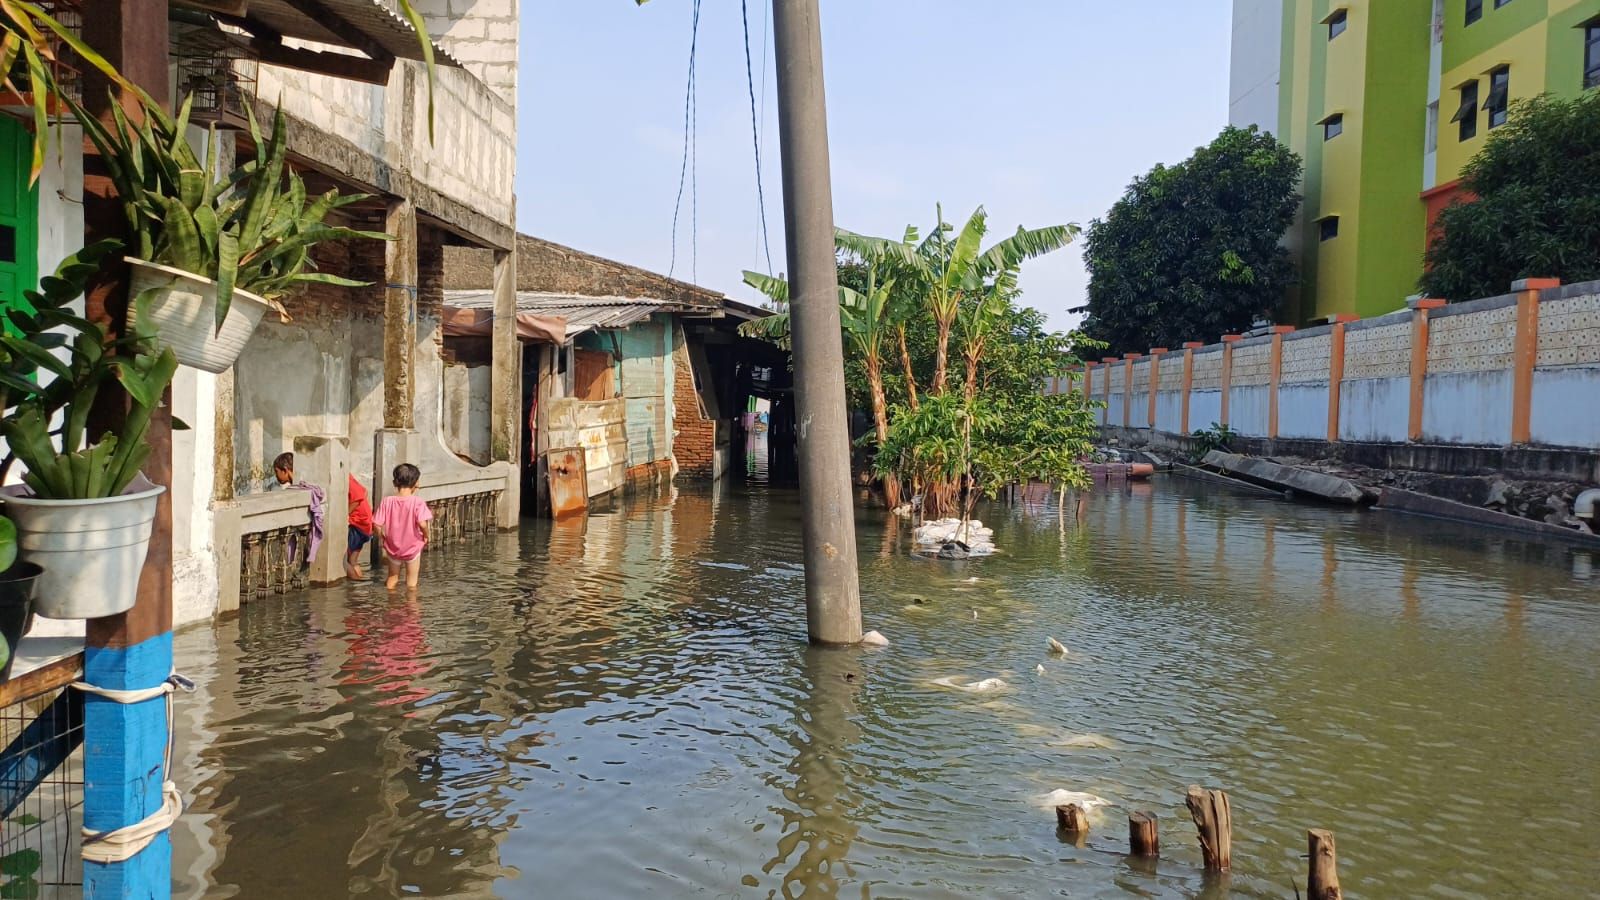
[214,232,240,331]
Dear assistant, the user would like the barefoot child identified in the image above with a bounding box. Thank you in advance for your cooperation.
[372,464,432,590]
[346,474,374,581]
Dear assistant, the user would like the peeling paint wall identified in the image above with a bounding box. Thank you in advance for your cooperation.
[444,362,492,465]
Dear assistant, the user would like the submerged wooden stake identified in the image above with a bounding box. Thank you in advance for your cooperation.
[1055,803,1089,835]
[1307,829,1341,899]
[1184,785,1232,871]
[1128,811,1159,856]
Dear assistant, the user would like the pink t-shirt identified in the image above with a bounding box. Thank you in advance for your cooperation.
[373,494,433,561]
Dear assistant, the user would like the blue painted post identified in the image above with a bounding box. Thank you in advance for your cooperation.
[83,634,174,896]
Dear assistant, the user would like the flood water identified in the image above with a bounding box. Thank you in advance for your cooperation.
[170,471,1600,898]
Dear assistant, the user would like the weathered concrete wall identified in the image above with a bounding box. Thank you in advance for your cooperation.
[1278,329,1331,440]
[1339,316,1411,443]
[413,0,518,107]
[1228,339,1273,437]
[444,362,492,465]
[1105,363,1126,428]
[1423,296,1515,445]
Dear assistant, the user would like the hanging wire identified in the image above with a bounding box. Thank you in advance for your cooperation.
[741,0,775,275]
[669,0,702,280]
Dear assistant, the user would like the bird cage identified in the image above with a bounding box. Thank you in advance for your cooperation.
[170,18,258,128]
[9,0,84,109]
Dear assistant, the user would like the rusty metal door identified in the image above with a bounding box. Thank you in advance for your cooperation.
[548,447,589,519]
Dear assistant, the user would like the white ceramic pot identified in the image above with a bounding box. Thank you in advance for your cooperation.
[0,475,165,620]
[126,257,273,374]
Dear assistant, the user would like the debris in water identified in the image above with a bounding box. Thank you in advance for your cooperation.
[972,609,979,620]
[1035,664,1046,675]
[1051,733,1117,750]
[914,518,997,557]
[1047,637,1069,656]
[859,630,889,647]
[1034,790,1113,816]
[930,676,1008,694]
[964,576,979,583]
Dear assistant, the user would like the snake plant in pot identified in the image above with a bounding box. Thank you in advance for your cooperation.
[69,91,389,373]
[0,239,177,620]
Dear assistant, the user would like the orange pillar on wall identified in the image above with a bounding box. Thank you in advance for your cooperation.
[1407,298,1446,441]
[1219,335,1241,427]
[1147,348,1167,428]
[1122,353,1138,429]
[1082,362,1094,402]
[1510,278,1558,445]
[1267,326,1294,439]
[1180,341,1202,435]
[1326,314,1356,442]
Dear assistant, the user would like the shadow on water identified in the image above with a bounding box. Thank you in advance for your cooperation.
[171,475,1600,898]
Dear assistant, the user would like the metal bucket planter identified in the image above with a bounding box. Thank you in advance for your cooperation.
[126,257,273,374]
[0,476,165,620]
[0,561,42,682]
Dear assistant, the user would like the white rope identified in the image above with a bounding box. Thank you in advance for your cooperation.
[70,674,194,864]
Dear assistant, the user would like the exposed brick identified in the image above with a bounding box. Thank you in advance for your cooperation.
[443,233,722,308]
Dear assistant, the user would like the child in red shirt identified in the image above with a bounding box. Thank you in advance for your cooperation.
[346,474,374,582]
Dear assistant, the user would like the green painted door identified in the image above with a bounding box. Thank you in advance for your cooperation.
[0,117,39,319]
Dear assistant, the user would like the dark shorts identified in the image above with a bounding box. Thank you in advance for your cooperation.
[348,526,372,554]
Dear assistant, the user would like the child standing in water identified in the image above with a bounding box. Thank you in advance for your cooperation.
[372,463,433,590]
[345,474,374,582]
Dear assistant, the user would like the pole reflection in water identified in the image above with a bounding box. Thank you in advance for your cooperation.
[765,647,863,898]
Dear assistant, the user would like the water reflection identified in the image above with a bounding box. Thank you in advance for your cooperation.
[171,477,1600,898]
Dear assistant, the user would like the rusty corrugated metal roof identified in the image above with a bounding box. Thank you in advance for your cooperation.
[234,0,461,66]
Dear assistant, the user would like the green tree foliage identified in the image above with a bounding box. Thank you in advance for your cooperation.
[1421,92,1600,302]
[1083,126,1302,355]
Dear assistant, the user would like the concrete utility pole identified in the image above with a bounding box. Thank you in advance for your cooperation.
[770,0,862,644]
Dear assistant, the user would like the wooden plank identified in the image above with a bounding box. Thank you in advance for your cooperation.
[0,649,83,709]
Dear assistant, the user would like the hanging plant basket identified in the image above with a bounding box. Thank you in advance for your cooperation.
[0,476,164,620]
[126,258,277,374]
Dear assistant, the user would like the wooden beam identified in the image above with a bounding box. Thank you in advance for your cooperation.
[253,39,395,84]
[278,0,397,64]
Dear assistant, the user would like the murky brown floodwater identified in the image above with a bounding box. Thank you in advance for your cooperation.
[170,469,1600,898]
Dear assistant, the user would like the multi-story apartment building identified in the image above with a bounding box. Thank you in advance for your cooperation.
[1230,0,1600,322]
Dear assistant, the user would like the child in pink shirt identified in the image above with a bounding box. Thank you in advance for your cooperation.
[372,463,433,590]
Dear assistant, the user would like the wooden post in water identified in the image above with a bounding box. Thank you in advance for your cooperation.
[1184,785,1232,871]
[1307,829,1342,899]
[1128,811,1159,856]
[1055,803,1089,835]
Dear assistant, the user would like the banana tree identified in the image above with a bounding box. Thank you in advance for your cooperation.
[840,206,1075,397]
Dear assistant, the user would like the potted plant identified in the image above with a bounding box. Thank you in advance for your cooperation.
[0,513,43,683]
[69,92,388,373]
[0,239,176,620]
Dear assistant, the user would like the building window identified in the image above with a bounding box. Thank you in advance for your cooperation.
[1466,0,1483,25]
[1323,114,1344,140]
[1319,217,1340,241]
[1328,9,1348,40]
[1485,66,1510,128]
[1452,81,1479,140]
[1425,101,1440,153]
[1586,25,1600,90]
[1494,0,1513,7]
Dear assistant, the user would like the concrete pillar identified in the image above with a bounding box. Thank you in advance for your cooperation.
[1122,354,1137,429]
[1326,315,1356,442]
[1081,362,1093,403]
[1267,326,1294,439]
[383,198,418,431]
[1100,357,1116,426]
[373,429,422,508]
[1181,341,1202,435]
[1406,298,1446,442]
[1147,348,1167,428]
[1220,335,1242,427]
[294,434,350,586]
[489,248,519,465]
[1510,278,1559,445]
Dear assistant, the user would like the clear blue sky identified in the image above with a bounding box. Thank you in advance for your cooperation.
[516,2,1233,330]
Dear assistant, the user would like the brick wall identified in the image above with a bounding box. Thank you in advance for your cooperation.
[672,334,716,479]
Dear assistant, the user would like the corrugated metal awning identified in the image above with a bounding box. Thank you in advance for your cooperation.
[444,291,701,343]
[220,0,461,66]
